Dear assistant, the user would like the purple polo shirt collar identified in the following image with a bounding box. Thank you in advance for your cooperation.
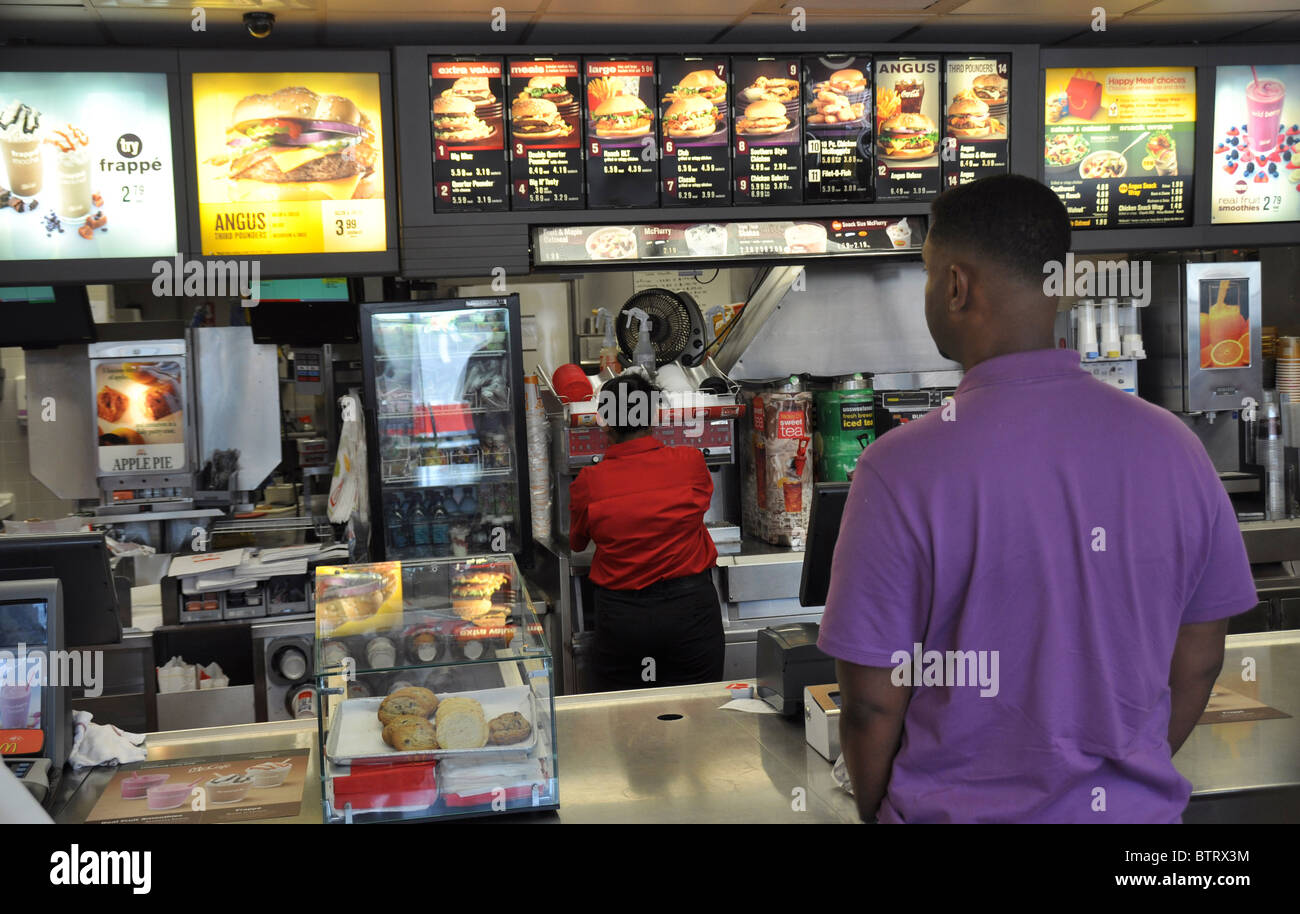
[955,348,1085,395]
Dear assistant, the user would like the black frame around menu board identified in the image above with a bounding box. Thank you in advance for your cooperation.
[0,48,192,285]
[179,49,399,279]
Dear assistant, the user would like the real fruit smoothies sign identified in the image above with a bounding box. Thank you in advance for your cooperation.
[0,72,178,261]
[1043,66,1195,229]
[1211,65,1300,224]
[191,72,386,255]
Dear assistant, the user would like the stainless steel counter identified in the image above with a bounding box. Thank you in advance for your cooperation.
[49,634,1300,823]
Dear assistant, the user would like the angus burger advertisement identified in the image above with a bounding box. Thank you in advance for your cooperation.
[659,58,731,205]
[874,57,941,198]
[942,56,1009,189]
[584,58,659,207]
[507,58,583,209]
[431,58,507,212]
[192,72,386,255]
[732,56,802,204]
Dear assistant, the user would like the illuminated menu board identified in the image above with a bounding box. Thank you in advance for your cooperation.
[507,59,584,209]
[584,58,660,207]
[191,72,387,255]
[0,72,178,261]
[659,57,731,206]
[873,57,942,199]
[942,56,1009,189]
[431,58,508,212]
[802,55,873,203]
[96,359,187,474]
[1211,65,1300,224]
[1043,66,1194,229]
[732,57,803,204]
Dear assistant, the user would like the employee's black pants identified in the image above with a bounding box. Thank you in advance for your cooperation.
[591,570,724,692]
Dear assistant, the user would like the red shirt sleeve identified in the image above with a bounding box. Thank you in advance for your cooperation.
[569,469,591,552]
[689,449,713,515]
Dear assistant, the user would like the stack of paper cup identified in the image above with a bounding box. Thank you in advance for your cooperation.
[1276,337,1300,403]
[523,374,552,543]
[1076,300,1098,359]
[1099,298,1121,358]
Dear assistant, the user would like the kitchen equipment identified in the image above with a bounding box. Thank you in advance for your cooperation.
[740,376,814,547]
[755,623,835,716]
[616,288,709,368]
[814,373,875,482]
[804,683,842,762]
[552,363,595,403]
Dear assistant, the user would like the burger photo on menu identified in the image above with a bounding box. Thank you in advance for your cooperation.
[972,73,1008,106]
[204,86,379,201]
[664,70,727,104]
[517,75,574,107]
[511,97,573,140]
[441,76,496,108]
[878,111,938,159]
[663,95,723,138]
[737,99,791,136]
[591,94,654,138]
[433,95,494,144]
[946,91,1004,140]
[741,75,800,104]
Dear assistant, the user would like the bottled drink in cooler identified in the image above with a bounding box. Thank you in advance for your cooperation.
[386,495,410,555]
[431,501,451,557]
[410,493,431,552]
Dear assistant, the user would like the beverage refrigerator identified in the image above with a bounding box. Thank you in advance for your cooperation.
[360,295,532,561]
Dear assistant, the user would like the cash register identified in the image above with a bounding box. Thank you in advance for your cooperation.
[0,578,71,804]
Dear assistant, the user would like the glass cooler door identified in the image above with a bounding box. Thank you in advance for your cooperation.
[363,296,530,562]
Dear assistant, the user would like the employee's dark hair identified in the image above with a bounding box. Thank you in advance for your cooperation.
[928,174,1070,288]
[599,372,658,444]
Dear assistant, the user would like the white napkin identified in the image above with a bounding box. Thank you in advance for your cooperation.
[717,698,780,714]
[67,710,147,769]
[832,753,854,795]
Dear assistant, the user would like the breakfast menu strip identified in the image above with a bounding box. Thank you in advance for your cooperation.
[192,72,387,255]
[942,55,1010,189]
[533,216,923,265]
[732,57,803,204]
[507,59,584,209]
[1210,64,1300,224]
[873,57,943,199]
[0,71,178,262]
[659,57,731,206]
[584,59,660,207]
[431,58,508,212]
[802,55,874,203]
[1043,66,1195,229]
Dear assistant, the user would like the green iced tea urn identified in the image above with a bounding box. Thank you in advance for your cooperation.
[814,373,874,482]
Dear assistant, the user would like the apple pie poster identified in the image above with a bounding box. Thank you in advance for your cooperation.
[95,360,187,474]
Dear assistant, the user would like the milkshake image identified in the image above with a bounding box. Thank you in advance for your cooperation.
[46,124,92,220]
[0,684,32,729]
[0,101,44,197]
[1246,76,1285,153]
[886,219,912,248]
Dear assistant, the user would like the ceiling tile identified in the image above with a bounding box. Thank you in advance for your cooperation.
[723,13,923,42]
[1229,10,1300,38]
[321,18,524,43]
[1137,0,1300,12]
[322,0,540,12]
[1062,12,1284,43]
[545,0,750,12]
[951,0,1151,14]
[903,16,1085,43]
[529,16,733,42]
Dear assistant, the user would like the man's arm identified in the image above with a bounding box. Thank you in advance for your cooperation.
[1167,618,1228,755]
[569,473,591,552]
[837,659,912,823]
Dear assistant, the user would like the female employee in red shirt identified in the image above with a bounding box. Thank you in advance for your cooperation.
[569,372,723,692]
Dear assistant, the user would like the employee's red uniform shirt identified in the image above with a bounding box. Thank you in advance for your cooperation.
[569,436,717,590]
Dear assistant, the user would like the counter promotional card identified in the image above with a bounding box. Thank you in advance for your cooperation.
[506,59,583,209]
[95,359,186,474]
[802,55,873,203]
[192,72,386,255]
[1043,67,1195,229]
[732,57,803,204]
[873,57,942,198]
[431,58,507,212]
[659,57,731,206]
[1211,65,1300,224]
[942,56,1009,189]
[0,72,178,261]
[584,58,659,208]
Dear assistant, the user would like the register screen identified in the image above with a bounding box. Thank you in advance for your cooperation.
[0,600,48,730]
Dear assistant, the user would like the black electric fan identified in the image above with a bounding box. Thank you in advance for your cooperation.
[616,288,709,368]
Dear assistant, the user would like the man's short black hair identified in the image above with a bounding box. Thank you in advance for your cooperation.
[928,174,1071,287]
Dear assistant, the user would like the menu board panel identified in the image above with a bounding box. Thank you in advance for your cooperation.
[431,58,507,212]
[533,215,923,265]
[192,72,386,255]
[96,358,187,474]
[1043,67,1194,229]
[802,55,873,203]
[584,58,659,208]
[659,57,731,206]
[1211,65,1300,224]
[0,72,178,261]
[732,57,803,204]
[873,57,942,199]
[942,56,1009,189]
[507,59,583,209]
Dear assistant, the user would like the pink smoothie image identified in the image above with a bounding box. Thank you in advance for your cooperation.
[146,781,195,810]
[0,685,31,729]
[121,773,169,799]
[1246,75,1285,153]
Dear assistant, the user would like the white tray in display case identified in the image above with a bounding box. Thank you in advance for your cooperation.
[325,686,537,763]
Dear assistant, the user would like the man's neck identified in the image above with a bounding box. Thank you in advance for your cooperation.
[960,334,1056,372]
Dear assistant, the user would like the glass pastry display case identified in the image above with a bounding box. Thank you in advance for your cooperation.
[313,555,557,823]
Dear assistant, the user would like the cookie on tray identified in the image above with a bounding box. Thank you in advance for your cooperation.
[378,692,434,725]
[487,711,532,745]
[382,715,439,751]
[387,686,439,717]
[435,697,488,750]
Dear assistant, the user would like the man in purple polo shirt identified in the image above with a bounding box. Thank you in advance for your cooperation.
[819,174,1258,823]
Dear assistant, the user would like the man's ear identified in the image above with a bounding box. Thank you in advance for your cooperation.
[949,261,972,315]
